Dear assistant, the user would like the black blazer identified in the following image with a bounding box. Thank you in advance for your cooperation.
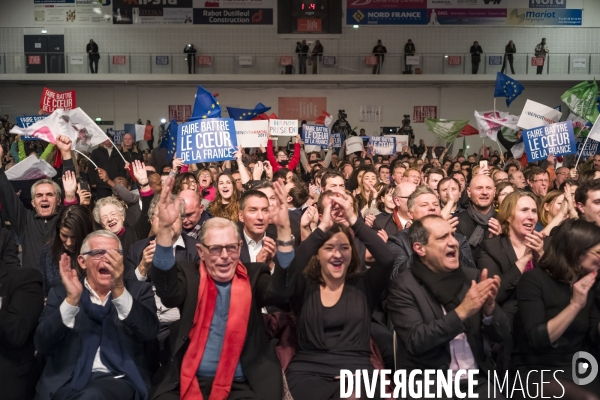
[476,235,524,323]
[237,222,277,265]
[456,208,497,253]
[372,211,399,238]
[387,265,510,373]
[124,234,200,282]
[0,266,44,400]
[34,280,159,400]
[148,260,287,400]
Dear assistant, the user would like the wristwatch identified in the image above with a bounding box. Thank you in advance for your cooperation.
[276,235,295,246]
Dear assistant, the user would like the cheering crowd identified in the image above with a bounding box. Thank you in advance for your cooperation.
[0,118,600,400]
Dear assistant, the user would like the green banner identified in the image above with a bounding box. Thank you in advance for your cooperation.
[425,118,469,143]
[560,80,599,123]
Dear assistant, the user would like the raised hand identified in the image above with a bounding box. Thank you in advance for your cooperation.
[455,278,496,321]
[97,167,108,183]
[132,160,148,185]
[571,271,597,310]
[138,241,156,277]
[62,170,77,201]
[263,160,273,179]
[172,157,184,171]
[524,231,545,260]
[488,217,502,237]
[256,237,276,265]
[253,161,264,181]
[480,269,501,317]
[270,180,291,229]
[301,205,318,229]
[329,192,358,226]
[377,229,389,243]
[317,201,334,232]
[364,213,376,228]
[56,135,72,154]
[104,249,125,299]
[156,176,181,230]
[77,185,92,206]
[60,253,82,307]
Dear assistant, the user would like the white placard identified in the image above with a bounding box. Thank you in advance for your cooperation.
[573,57,587,68]
[390,135,409,152]
[346,137,364,154]
[304,145,321,152]
[234,120,268,148]
[238,55,253,66]
[269,119,298,136]
[406,55,420,65]
[70,55,84,65]
[517,99,562,130]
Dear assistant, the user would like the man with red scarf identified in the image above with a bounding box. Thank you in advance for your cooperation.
[148,177,294,400]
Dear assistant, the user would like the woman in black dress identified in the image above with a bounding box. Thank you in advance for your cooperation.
[282,191,394,400]
[513,219,600,399]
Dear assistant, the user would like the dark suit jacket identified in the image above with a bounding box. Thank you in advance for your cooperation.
[387,265,510,374]
[124,234,200,282]
[456,208,497,254]
[372,211,399,237]
[237,222,277,265]
[148,260,286,400]
[476,235,526,323]
[0,266,44,400]
[34,280,159,400]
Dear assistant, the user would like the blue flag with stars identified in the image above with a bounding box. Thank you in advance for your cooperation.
[494,72,524,107]
[190,86,221,121]
[160,119,178,156]
[226,103,271,120]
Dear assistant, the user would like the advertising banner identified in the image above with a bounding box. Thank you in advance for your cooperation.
[40,87,76,113]
[169,105,192,123]
[176,118,237,164]
[522,120,576,161]
[427,0,505,8]
[507,8,582,26]
[427,8,506,25]
[348,8,427,25]
[413,106,437,123]
[278,97,326,120]
[347,0,427,9]
[193,8,273,24]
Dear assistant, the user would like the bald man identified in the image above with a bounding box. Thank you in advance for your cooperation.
[178,189,213,239]
[456,174,502,250]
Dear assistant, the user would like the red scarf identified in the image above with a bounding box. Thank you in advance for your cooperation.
[392,209,403,231]
[180,261,252,400]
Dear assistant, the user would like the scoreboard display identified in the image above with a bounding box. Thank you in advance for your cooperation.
[278,0,342,34]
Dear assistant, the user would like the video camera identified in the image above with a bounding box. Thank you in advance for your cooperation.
[402,114,411,126]
[338,109,347,119]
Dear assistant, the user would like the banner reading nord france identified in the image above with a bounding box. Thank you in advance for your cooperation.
[523,120,577,162]
[176,118,237,164]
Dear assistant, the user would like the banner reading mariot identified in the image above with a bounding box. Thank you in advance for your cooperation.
[40,87,76,113]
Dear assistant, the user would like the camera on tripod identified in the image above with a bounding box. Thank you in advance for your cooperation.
[338,109,347,120]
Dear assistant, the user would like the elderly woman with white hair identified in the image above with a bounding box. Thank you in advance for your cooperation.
[92,160,154,254]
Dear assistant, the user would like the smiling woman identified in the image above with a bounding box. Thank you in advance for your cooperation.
[209,173,240,222]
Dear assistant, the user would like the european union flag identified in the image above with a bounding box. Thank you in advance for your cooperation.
[494,72,524,107]
[226,103,271,120]
[190,86,221,121]
[160,119,178,157]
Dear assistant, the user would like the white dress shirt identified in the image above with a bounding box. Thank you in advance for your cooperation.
[60,279,133,374]
[243,229,265,263]
[136,235,184,324]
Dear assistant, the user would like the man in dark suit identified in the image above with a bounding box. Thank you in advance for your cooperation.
[0,234,44,400]
[373,181,417,237]
[387,215,510,398]
[178,189,213,240]
[456,174,502,252]
[148,177,294,399]
[89,140,126,200]
[237,190,278,267]
[253,180,301,246]
[35,230,159,400]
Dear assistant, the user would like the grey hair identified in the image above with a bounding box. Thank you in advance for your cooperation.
[147,194,185,222]
[92,196,126,225]
[407,185,437,212]
[80,230,122,255]
[31,178,62,199]
[198,217,240,244]
[408,215,444,248]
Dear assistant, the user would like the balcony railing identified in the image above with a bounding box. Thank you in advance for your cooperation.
[1,52,599,75]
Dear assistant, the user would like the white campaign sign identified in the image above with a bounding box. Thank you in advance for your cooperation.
[389,135,409,152]
[5,154,56,181]
[234,120,268,148]
[517,99,562,130]
[269,119,298,136]
[346,137,364,154]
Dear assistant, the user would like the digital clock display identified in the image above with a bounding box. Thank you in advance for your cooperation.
[302,3,317,10]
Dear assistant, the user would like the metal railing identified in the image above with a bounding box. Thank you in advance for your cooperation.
[1,52,599,75]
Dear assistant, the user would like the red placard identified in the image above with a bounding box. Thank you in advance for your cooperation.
[280,56,293,66]
[365,56,378,65]
[168,105,192,123]
[28,55,42,65]
[413,106,438,123]
[278,97,327,120]
[40,87,76,113]
[297,18,322,32]
[531,57,545,66]
[197,55,212,66]
[112,55,127,65]
[447,56,462,66]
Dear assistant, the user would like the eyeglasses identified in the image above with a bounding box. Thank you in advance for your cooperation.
[533,179,549,184]
[199,174,211,179]
[100,212,122,223]
[82,249,123,259]
[200,242,242,257]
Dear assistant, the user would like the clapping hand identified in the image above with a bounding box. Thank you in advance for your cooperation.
[62,170,77,201]
[60,254,82,307]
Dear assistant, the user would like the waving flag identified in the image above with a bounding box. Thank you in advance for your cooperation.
[160,119,178,157]
[459,124,479,137]
[315,111,333,128]
[494,72,524,107]
[11,108,107,149]
[474,111,520,141]
[190,86,221,121]
[226,103,271,121]
[425,118,469,143]
[561,80,599,123]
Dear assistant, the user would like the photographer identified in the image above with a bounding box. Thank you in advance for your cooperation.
[184,43,196,74]
[331,109,351,137]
